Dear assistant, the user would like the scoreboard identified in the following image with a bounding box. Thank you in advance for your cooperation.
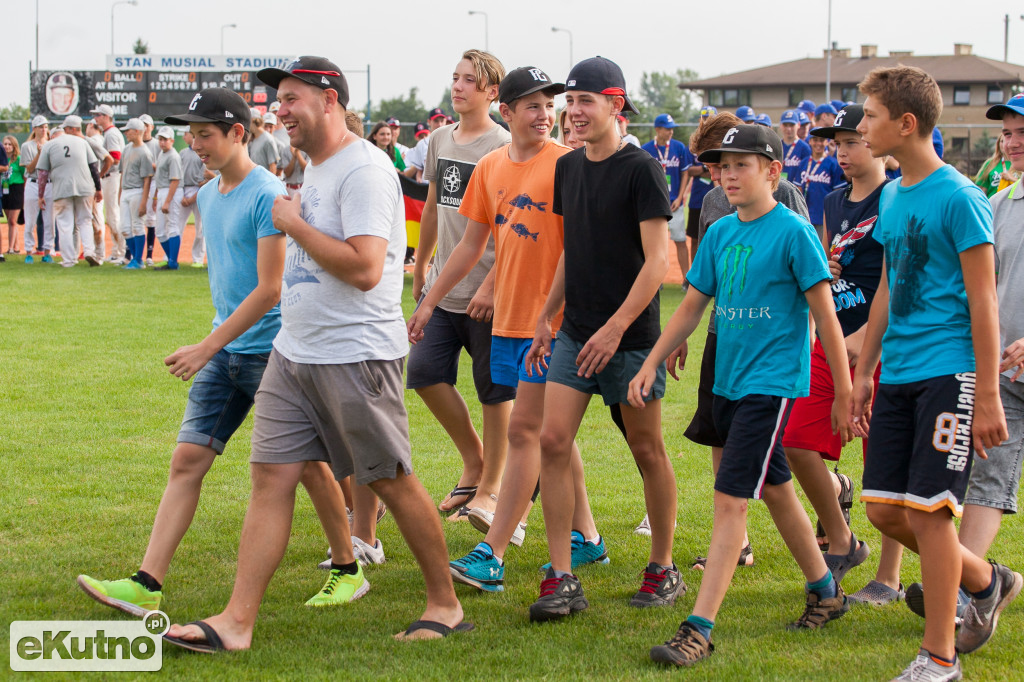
[31,68,278,122]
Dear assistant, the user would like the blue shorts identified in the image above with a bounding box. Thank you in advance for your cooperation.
[177,349,269,454]
[545,330,665,407]
[863,373,976,517]
[490,336,552,387]
[713,394,794,499]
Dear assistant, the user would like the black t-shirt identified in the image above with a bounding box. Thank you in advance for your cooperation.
[823,179,889,337]
[553,143,672,349]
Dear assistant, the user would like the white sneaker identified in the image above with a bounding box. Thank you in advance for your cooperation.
[352,536,386,566]
[145,258,154,266]
[466,507,526,546]
[634,515,652,536]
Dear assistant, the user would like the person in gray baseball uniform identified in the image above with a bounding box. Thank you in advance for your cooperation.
[90,104,127,262]
[152,126,184,270]
[20,116,55,263]
[179,129,214,267]
[247,108,279,176]
[118,118,154,269]
[36,115,103,267]
[140,113,160,264]
[82,121,113,261]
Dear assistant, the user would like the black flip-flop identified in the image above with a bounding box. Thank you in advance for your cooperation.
[163,620,226,654]
[397,619,475,640]
[438,485,478,513]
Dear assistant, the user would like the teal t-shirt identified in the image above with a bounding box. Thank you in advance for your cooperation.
[874,164,994,384]
[687,202,830,399]
[197,166,284,354]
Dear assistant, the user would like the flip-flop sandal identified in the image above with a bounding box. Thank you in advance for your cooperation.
[163,620,226,654]
[691,544,754,570]
[393,619,475,641]
[438,485,478,513]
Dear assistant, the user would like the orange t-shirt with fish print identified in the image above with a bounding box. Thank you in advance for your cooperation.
[459,138,570,338]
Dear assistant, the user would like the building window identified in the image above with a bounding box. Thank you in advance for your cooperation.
[841,87,858,104]
[788,88,804,107]
[953,86,971,106]
[721,89,751,106]
[988,86,1004,104]
[708,90,723,107]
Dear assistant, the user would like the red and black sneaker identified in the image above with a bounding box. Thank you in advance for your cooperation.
[528,568,589,622]
[631,562,687,608]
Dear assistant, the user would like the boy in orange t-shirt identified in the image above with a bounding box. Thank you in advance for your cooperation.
[408,66,607,592]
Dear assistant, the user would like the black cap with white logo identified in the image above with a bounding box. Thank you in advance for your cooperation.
[257,56,349,108]
[499,66,565,105]
[810,104,864,140]
[697,124,783,163]
[165,87,252,128]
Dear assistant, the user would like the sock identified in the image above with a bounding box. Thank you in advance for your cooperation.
[146,227,155,258]
[969,566,996,600]
[330,561,359,576]
[927,650,956,667]
[658,563,675,573]
[531,481,541,503]
[587,534,602,546]
[475,542,495,558]
[159,240,169,263]
[685,615,714,641]
[807,570,837,599]
[131,570,162,592]
[167,236,180,267]
[553,570,570,579]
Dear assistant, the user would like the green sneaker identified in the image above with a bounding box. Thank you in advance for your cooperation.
[305,565,370,607]
[77,574,162,617]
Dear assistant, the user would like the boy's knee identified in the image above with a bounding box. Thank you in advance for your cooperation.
[714,490,749,515]
[866,502,903,533]
[539,428,573,462]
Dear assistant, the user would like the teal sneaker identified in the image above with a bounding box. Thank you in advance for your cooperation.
[540,530,610,572]
[41,255,53,263]
[24,255,34,264]
[77,574,162,617]
[305,565,370,607]
[450,543,504,592]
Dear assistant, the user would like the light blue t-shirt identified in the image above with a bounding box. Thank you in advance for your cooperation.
[197,165,284,354]
[687,202,830,400]
[874,164,994,384]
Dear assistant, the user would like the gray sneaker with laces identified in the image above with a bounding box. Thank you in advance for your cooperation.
[955,562,1022,654]
[892,651,961,681]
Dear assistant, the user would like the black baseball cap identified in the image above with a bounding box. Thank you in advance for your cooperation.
[257,56,349,108]
[697,124,783,164]
[564,56,639,114]
[499,66,565,105]
[165,88,252,128]
[810,104,864,139]
[428,107,447,121]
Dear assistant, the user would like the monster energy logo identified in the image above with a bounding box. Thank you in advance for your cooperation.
[720,244,753,300]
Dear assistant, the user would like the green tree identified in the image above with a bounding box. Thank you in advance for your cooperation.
[370,87,427,146]
[132,38,148,55]
[630,68,700,142]
[0,102,31,135]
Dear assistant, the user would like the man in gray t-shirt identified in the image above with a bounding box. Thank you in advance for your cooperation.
[36,115,102,267]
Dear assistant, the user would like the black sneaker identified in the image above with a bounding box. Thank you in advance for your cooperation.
[630,562,687,608]
[905,583,970,624]
[528,568,588,622]
[650,621,714,666]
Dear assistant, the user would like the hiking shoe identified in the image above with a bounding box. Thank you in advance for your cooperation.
[905,584,970,623]
[450,543,504,592]
[650,621,714,666]
[529,568,588,622]
[540,531,610,572]
[76,574,162,617]
[787,583,849,629]
[892,650,962,681]
[823,532,870,584]
[955,562,1022,654]
[352,536,386,566]
[305,565,370,607]
[848,580,905,606]
[630,563,687,608]
[635,514,652,536]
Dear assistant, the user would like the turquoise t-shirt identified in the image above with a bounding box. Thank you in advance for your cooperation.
[874,164,994,384]
[197,166,284,354]
[687,202,830,400]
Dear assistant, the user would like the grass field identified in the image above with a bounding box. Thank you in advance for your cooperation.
[2,258,1022,681]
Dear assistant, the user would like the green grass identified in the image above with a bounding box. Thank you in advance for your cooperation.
[1,259,1022,680]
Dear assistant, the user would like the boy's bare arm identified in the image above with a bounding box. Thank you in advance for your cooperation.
[413,181,439,300]
[850,266,890,436]
[961,243,1008,456]
[806,280,853,443]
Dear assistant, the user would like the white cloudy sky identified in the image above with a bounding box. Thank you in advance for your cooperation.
[4,0,1024,116]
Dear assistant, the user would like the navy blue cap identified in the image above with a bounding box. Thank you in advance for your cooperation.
[735,105,755,122]
[987,94,1024,120]
[654,113,680,128]
[257,56,350,108]
[565,56,639,114]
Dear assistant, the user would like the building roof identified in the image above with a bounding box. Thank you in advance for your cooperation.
[682,54,1024,89]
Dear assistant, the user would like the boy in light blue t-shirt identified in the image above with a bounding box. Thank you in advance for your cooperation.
[630,124,854,668]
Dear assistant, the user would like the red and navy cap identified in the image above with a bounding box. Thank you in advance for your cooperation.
[414,122,429,138]
[257,56,349,108]
[428,107,447,121]
[564,56,639,114]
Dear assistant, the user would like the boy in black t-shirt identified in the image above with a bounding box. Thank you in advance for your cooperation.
[526,57,682,621]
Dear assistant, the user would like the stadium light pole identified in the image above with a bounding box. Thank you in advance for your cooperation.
[110,0,138,55]
[221,24,237,55]
[35,0,39,68]
[551,27,573,71]
[468,11,488,51]
[825,0,832,101]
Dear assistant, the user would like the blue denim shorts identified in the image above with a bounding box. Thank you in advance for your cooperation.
[964,375,1024,513]
[177,349,270,454]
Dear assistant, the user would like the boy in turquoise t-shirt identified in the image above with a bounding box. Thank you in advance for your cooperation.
[853,65,1019,681]
[629,124,854,668]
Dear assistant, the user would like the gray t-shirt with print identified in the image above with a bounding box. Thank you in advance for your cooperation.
[422,123,510,313]
[36,135,99,199]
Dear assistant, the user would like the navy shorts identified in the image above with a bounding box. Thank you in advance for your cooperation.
[713,394,794,499]
[684,330,725,448]
[490,336,551,387]
[406,304,516,405]
[178,349,269,454]
[545,330,665,407]
[862,373,976,517]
